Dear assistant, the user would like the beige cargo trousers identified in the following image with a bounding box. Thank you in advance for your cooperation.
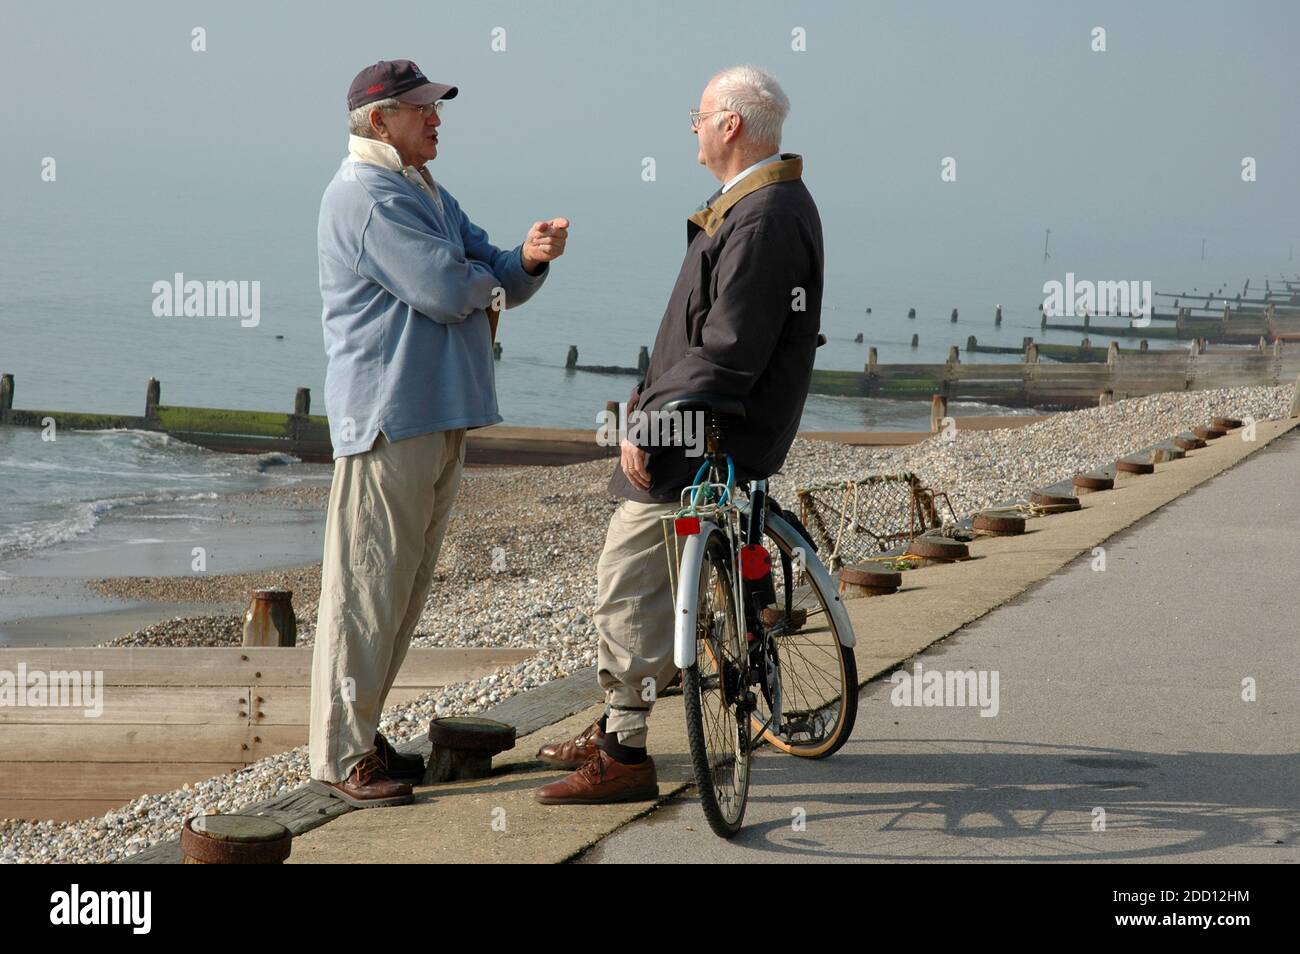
[596,499,683,748]
[309,428,465,782]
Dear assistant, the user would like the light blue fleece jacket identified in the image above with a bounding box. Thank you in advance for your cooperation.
[317,139,547,458]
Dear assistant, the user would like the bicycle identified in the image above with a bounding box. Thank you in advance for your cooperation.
[659,392,859,838]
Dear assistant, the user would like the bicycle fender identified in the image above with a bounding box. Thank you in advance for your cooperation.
[764,510,857,648]
[673,524,724,670]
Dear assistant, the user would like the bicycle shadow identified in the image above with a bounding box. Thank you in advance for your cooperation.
[686,739,1300,861]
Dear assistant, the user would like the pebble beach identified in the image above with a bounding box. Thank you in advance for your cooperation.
[1,384,1293,863]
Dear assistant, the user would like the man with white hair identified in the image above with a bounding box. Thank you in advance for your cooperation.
[309,59,568,807]
[535,65,823,805]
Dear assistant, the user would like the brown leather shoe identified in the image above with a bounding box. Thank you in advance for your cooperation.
[535,749,658,805]
[374,732,425,783]
[308,752,414,808]
[536,719,606,770]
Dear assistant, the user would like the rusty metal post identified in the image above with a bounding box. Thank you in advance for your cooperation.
[181,815,292,864]
[242,588,297,647]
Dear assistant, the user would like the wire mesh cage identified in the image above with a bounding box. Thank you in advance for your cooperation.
[796,472,947,570]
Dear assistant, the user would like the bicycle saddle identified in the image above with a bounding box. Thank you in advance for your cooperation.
[660,392,747,421]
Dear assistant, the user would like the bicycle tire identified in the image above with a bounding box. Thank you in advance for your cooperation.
[682,529,751,838]
[754,512,859,759]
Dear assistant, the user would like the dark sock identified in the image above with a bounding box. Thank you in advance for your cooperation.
[600,731,647,765]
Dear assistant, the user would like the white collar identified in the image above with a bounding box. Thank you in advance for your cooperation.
[346,134,442,208]
[347,133,409,171]
[721,152,782,193]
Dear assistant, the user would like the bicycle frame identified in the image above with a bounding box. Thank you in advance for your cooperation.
[671,459,855,672]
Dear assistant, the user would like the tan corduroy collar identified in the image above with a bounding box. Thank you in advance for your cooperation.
[687,153,803,236]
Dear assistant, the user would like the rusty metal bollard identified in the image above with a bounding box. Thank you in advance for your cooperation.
[242,588,297,647]
[180,815,292,864]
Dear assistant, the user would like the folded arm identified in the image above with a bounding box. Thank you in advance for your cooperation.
[355,192,499,324]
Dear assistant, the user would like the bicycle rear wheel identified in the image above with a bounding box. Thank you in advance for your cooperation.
[751,514,858,759]
[682,530,751,838]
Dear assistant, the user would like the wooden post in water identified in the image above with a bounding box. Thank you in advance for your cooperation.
[1290,374,1300,418]
[145,378,160,420]
[1273,338,1283,357]
[866,347,878,376]
[966,335,977,352]
[565,346,578,370]
[1258,336,1268,353]
[907,307,916,319]
[1025,342,1039,364]
[995,305,1002,326]
[930,394,948,433]
[293,387,310,417]
[1107,341,1119,365]
[0,373,13,423]
[946,345,960,365]
[1022,336,1033,352]
[1099,389,1114,407]
[637,346,650,374]
[950,308,958,324]
[1040,312,1047,331]
[910,333,919,348]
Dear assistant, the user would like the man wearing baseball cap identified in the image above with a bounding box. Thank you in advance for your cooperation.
[309,58,569,807]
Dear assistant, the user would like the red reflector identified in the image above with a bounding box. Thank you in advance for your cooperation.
[675,516,701,536]
[740,544,772,580]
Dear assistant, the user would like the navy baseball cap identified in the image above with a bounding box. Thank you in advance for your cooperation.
[347,59,458,111]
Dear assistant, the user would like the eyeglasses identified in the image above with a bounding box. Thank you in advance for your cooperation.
[392,100,444,119]
[689,108,732,131]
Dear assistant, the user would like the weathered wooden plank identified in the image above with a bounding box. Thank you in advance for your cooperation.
[0,647,535,687]
[0,799,129,823]
[0,687,250,725]
[0,724,304,763]
[249,686,438,726]
[0,762,242,800]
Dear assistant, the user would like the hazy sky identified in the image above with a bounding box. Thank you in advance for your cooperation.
[1,0,1296,417]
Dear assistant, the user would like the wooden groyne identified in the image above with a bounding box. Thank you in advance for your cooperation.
[1040,302,1300,343]
[805,344,1300,407]
[0,375,617,467]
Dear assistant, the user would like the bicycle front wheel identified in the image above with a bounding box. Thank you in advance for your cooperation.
[682,529,751,838]
[752,511,858,759]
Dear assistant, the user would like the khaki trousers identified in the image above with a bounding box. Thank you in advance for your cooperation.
[309,428,465,782]
[596,499,681,748]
